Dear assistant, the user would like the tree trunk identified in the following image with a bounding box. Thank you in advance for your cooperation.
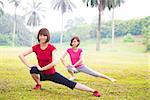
[96,11,101,51]
[60,14,64,46]
[31,25,34,46]
[12,6,16,47]
[111,8,115,46]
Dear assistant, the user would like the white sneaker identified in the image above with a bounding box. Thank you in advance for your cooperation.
[69,76,76,81]
[110,78,116,82]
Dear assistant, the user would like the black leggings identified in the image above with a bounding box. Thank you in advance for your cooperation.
[30,67,77,89]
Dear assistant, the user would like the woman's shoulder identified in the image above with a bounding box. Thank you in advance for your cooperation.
[78,48,83,52]
[67,48,72,50]
[66,48,72,52]
[48,43,56,50]
[32,44,40,52]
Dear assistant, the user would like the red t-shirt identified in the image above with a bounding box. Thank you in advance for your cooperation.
[32,44,56,75]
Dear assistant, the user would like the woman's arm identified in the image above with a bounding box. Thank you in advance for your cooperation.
[60,51,68,67]
[40,50,58,71]
[18,48,33,68]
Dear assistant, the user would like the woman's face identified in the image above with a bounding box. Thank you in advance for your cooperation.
[39,34,47,43]
[71,39,79,48]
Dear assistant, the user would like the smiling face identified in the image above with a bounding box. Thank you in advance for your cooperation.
[37,28,50,43]
[39,34,48,44]
[70,36,80,48]
[71,39,79,48]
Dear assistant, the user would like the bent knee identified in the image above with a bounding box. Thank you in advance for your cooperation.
[30,66,40,74]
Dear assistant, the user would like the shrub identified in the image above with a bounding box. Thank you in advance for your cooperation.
[101,38,111,44]
[123,34,135,43]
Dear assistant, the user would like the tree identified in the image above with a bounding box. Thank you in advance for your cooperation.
[65,17,87,31]
[83,0,121,51]
[0,0,4,17]
[25,0,46,46]
[51,0,76,46]
[143,26,150,52]
[141,16,150,52]
[0,14,31,46]
[8,0,20,47]
[109,0,124,45]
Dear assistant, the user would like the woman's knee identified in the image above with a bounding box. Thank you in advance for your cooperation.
[30,66,40,74]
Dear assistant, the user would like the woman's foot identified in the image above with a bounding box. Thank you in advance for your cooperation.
[93,90,101,97]
[33,84,41,90]
[110,78,116,82]
[69,76,76,81]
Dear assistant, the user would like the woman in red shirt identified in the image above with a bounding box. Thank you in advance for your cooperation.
[19,28,101,97]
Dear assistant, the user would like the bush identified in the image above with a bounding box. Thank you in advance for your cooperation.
[123,34,135,43]
[142,26,150,52]
[0,34,11,45]
[101,38,111,44]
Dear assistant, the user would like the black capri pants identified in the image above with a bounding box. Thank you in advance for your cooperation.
[30,66,77,89]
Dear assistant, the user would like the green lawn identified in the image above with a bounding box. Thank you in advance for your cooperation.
[0,40,149,100]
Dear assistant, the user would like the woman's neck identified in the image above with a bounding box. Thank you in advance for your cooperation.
[72,47,78,50]
[40,42,48,49]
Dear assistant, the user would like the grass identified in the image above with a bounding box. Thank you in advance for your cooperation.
[0,38,149,100]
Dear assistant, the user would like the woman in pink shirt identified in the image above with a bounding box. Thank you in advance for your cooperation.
[61,36,116,82]
[19,28,101,97]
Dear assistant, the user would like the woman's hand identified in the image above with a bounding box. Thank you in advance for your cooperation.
[27,65,35,69]
[70,65,75,68]
[66,65,78,73]
[36,65,43,71]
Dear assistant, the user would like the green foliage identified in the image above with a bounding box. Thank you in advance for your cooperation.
[101,22,112,38]
[142,26,150,52]
[101,38,111,44]
[0,34,11,45]
[123,34,135,43]
[62,16,150,43]
[128,19,142,35]
[0,13,31,46]
[65,20,91,42]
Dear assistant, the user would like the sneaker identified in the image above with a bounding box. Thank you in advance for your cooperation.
[33,84,41,90]
[110,78,116,82]
[93,91,101,97]
[69,76,76,81]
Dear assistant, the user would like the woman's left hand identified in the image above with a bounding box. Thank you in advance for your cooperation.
[70,65,75,68]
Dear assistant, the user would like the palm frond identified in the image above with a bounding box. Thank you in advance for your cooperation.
[35,2,42,9]
[51,0,75,14]
[25,0,46,27]
[0,1,4,7]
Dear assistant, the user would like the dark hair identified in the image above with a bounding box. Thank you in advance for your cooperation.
[37,28,50,43]
[70,36,80,47]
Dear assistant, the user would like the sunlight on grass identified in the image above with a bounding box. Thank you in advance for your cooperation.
[0,39,149,99]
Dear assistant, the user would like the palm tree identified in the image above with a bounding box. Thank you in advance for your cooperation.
[83,0,106,51]
[25,0,46,46]
[51,0,76,45]
[109,0,124,46]
[83,0,123,51]
[0,0,4,17]
[8,0,20,47]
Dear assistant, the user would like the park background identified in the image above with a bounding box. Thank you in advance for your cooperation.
[0,0,149,99]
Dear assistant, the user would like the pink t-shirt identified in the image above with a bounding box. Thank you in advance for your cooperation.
[67,48,83,68]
